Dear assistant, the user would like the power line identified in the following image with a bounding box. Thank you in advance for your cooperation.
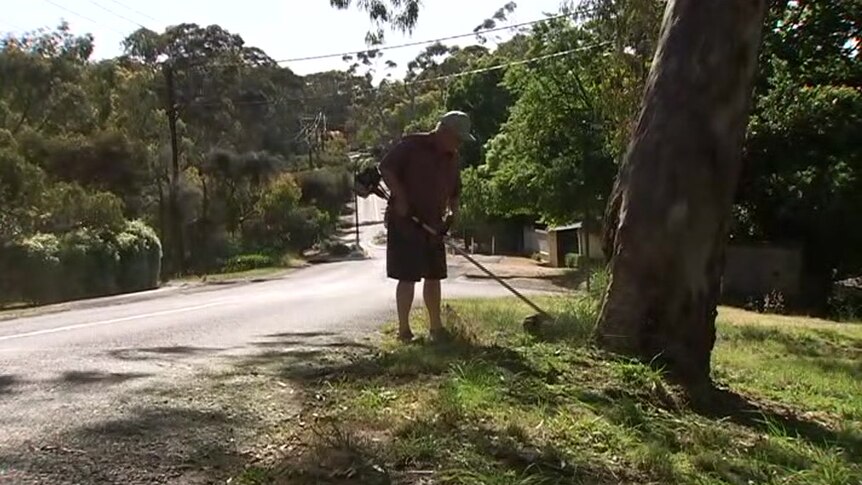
[188,41,611,109]
[41,0,126,35]
[88,0,147,29]
[410,42,612,86]
[194,10,597,69]
[274,12,576,64]
[0,19,24,32]
[105,0,159,23]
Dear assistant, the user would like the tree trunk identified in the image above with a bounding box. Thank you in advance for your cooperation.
[597,0,767,384]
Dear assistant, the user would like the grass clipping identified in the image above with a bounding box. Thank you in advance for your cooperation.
[234,293,862,485]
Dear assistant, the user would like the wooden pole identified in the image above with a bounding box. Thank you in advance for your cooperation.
[163,62,185,274]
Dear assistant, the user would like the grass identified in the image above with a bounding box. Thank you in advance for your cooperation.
[234,296,862,485]
[175,254,307,284]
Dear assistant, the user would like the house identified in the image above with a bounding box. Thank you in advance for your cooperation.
[525,222,604,267]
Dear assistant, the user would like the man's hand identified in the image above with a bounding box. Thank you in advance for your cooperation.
[441,214,455,236]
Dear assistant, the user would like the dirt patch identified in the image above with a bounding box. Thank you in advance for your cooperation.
[454,255,585,291]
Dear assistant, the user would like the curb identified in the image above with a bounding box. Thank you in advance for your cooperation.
[0,267,308,323]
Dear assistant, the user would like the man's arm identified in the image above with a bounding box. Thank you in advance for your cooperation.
[446,163,462,223]
[379,140,409,216]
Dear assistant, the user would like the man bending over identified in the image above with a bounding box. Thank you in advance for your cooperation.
[380,111,474,342]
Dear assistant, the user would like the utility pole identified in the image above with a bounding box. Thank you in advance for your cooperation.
[584,206,592,293]
[163,62,185,274]
[350,153,361,248]
[354,166,361,248]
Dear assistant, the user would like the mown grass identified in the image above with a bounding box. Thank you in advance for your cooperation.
[175,254,307,284]
[235,297,862,485]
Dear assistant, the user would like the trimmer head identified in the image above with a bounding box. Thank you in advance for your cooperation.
[522,312,553,335]
[354,165,387,199]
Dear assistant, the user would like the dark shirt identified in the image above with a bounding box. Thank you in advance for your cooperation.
[380,132,460,226]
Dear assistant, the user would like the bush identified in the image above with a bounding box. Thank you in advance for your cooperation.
[829,289,862,322]
[320,240,351,256]
[40,182,125,232]
[0,220,162,305]
[0,233,62,304]
[287,206,331,250]
[0,150,46,244]
[565,253,579,268]
[246,173,302,249]
[221,253,275,273]
[295,168,352,217]
[57,228,121,300]
[116,220,162,292]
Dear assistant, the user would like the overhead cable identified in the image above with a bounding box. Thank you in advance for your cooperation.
[187,40,612,109]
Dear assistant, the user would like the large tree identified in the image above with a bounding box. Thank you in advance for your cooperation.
[597,0,767,383]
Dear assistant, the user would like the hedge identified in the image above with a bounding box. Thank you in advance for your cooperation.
[0,220,162,305]
[221,253,275,273]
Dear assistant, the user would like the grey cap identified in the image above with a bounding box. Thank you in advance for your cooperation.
[436,110,476,142]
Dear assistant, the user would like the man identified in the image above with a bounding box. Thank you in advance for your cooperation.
[379,111,475,342]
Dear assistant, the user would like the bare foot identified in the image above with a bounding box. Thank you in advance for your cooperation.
[398,329,415,343]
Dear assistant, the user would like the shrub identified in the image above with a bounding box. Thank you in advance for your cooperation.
[761,289,787,315]
[295,168,352,217]
[828,286,862,322]
[286,206,331,251]
[57,228,121,300]
[0,149,47,243]
[116,220,162,292]
[245,173,305,251]
[564,253,579,268]
[40,182,125,233]
[0,220,162,305]
[0,233,62,304]
[320,240,352,256]
[221,253,275,273]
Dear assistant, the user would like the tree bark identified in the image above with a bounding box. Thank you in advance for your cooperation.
[597,0,767,384]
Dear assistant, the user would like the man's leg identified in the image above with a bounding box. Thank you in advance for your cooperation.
[388,219,420,342]
[423,279,442,333]
[396,281,416,340]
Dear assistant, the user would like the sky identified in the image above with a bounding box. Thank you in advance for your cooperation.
[2,0,567,77]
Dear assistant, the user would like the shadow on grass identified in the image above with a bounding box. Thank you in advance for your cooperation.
[690,385,862,464]
[728,325,862,360]
[237,332,620,484]
[279,417,625,485]
[272,338,549,388]
[811,357,862,380]
[247,333,377,362]
[240,321,862,484]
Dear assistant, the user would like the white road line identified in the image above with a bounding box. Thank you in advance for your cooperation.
[0,300,237,343]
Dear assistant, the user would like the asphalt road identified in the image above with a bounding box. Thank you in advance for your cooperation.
[0,196,535,481]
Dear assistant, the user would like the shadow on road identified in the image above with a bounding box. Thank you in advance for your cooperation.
[0,375,17,396]
[0,405,243,484]
[0,331,378,484]
[55,371,152,387]
[108,346,225,361]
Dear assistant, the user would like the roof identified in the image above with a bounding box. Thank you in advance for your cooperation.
[548,222,583,232]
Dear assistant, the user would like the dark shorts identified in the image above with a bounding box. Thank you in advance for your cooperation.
[386,217,447,282]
